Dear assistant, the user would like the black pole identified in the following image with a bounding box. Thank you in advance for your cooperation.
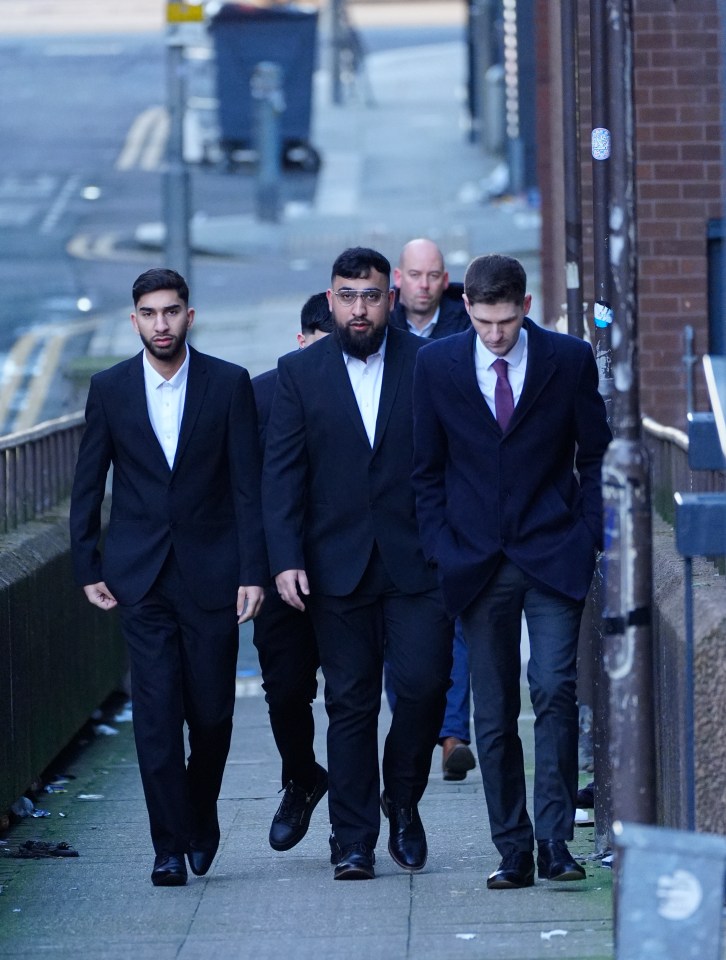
[330,0,343,105]
[602,0,656,831]
[164,27,192,287]
[589,0,614,859]
[560,0,584,339]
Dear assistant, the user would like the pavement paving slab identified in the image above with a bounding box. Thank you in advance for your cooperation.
[0,692,613,960]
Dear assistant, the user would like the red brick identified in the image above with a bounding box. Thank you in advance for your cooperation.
[639,143,681,162]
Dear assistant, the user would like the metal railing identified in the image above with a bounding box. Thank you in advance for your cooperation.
[0,412,85,535]
[0,411,722,535]
[643,415,726,525]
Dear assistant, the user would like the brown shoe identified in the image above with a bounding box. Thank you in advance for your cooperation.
[442,737,476,781]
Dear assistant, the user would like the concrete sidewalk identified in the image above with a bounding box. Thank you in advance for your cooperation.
[0,669,613,960]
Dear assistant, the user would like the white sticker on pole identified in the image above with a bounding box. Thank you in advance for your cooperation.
[594,301,613,328]
[592,128,611,160]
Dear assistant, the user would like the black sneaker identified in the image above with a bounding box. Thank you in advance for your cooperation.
[269,762,328,851]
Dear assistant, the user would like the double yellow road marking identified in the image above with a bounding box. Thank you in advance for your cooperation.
[0,320,96,433]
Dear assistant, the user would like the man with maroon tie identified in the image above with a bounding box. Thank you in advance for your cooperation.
[412,254,611,890]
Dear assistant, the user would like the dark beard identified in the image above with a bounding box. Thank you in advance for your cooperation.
[139,329,187,363]
[334,321,386,361]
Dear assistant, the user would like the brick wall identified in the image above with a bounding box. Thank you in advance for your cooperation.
[539,1,724,429]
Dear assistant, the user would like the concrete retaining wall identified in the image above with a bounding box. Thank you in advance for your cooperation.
[0,506,126,814]
[652,514,726,835]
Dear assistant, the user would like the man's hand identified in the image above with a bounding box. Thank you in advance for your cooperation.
[83,582,118,611]
[275,569,309,611]
[237,586,265,623]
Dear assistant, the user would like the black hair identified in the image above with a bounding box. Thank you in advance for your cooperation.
[330,247,391,284]
[463,255,527,306]
[300,292,334,335]
[132,268,189,306]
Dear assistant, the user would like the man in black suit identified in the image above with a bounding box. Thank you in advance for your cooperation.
[251,293,332,853]
[388,238,477,782]
[263,247,453,880]
[412,254,611,890]
[70,268,267,887]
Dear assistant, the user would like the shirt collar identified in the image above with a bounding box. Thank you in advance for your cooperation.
[142,343,190,388]
[406,306,440,338]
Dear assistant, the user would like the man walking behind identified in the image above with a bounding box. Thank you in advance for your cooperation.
[251,292,333,853]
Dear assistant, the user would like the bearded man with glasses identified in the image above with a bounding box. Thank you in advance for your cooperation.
[262,247,453,881]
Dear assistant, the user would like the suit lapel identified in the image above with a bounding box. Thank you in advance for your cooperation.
[127,353,170,472]
[324,335,371,447]
[372,328,404,453]
[172,347,208,474]
[449,329,499,431]
[511,319,556,427]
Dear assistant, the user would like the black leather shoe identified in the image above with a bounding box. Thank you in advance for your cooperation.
[269,763,328,851]
[187,808,220,877]
[380,792,427,872]
[486,851,535,889]
[537,840,586,881]
[333,842,376,880]
[151,852,188,887]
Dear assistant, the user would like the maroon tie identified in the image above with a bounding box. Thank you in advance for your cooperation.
[493,358,514,430]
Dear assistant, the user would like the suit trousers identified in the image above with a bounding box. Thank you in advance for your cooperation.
[384,618,471,743]
[459,559,584,856]
[309,547,452,850]
[252,588,320,790]
[118,548,239,855]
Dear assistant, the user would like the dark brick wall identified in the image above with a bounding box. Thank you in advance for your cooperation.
[539,1,724,429]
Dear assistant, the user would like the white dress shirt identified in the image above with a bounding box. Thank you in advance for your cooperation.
[474,327,528,419]
[342,333,387,446]
[406,306,440,339]
[142,346,190,468]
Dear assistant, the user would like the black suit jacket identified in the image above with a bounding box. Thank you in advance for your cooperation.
[70,346,268,610]
[251,366,277,451]
[262,326,437,597]
[412,319,612,617]
[390,283,470,340]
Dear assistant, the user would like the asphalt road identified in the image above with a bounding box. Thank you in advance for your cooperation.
[0,17,465,434]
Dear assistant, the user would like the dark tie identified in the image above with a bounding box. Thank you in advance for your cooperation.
[493,358,514,430]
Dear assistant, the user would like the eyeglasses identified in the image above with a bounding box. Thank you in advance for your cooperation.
[333,288,387,306]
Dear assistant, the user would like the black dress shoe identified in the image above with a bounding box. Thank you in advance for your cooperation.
[269,763,328,851]
[151,852,188,887]
[486,851,535,889]
[380,792,427,872]
[333,842,376,880]
[187,808,220,877]
[537,840,586,881]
